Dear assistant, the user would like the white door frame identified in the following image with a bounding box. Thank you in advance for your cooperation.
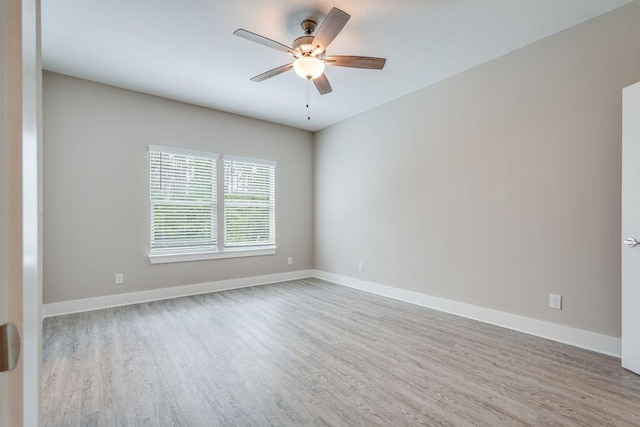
[0,0,42,425]
[22,0,43,424]
[622,82,640,375]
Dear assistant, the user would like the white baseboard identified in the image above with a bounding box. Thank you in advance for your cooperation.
[43,270,314,317]
[43,268,621,358]
[313,270,621,358]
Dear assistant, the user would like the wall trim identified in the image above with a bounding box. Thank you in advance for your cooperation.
[43,270,314,317]
[43,268,621,358]
[313,270,621,358]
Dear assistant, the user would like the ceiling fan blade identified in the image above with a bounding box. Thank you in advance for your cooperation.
[250,63,293,82]
[233,29,297,56]
[324,55,386,70]
[312,7,350,53]
[313,73,332,95]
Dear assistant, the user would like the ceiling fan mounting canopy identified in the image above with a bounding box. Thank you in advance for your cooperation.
[233,7,386,95]
[300,20,317,36]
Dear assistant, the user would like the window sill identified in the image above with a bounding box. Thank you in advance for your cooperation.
[148,246,277,264]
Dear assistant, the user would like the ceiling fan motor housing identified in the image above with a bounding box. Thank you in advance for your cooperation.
[293,35,317,55]
[294,20,322,56]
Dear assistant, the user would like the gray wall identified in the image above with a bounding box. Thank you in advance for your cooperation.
[314,2,640,337]
[43,72,313,303]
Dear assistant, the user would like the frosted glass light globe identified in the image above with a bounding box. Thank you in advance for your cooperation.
[293,56,325,80]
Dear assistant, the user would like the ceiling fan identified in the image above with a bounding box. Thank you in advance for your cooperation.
[233,7,386,95]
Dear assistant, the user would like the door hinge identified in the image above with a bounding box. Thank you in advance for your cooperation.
[0,323,20,373]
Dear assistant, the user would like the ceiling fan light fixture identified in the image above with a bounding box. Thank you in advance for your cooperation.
[293,56,325,80]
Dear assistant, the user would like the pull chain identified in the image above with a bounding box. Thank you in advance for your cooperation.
[306,79,311,121]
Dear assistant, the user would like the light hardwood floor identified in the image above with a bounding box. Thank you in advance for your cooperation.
[43,278,640,426]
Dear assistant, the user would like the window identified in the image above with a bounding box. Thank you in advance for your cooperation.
[149,146,218,254]
[148,147,276,264]
[224,156,276,248]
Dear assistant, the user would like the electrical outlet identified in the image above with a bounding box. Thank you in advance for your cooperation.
[287,257,293,265]
[358,262,364,272]
[549,294,562,310]
[115,273,124,285]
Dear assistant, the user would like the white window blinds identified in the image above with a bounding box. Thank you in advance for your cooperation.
[224,156,276,248]
[149,146,218,252]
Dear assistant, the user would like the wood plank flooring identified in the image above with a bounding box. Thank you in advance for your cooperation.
[43,278,640,426]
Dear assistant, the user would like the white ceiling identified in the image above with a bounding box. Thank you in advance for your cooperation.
[42,0,633,132]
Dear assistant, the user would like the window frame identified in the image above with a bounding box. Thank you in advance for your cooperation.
[147,146,277,264]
